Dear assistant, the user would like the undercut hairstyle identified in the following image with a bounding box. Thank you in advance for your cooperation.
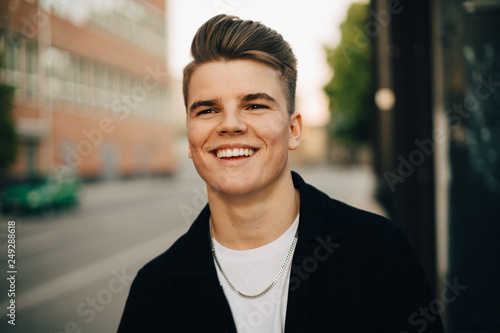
[182,14,298,115]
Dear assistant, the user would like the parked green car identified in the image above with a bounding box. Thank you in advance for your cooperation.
[0,173,82,213]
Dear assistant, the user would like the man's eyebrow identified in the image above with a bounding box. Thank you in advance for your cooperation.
[189,99,218,113]
[241,93,278,104]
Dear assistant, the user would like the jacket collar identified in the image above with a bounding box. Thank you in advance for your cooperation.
[167,171,350,278]
[292,171,350,244]
[167,203,214,278]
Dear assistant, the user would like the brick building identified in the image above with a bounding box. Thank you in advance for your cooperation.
[0,0,178,180]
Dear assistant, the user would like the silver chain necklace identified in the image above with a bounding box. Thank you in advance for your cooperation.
[209,216,299,299]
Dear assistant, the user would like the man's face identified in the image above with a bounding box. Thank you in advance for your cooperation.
[186,59,301,197]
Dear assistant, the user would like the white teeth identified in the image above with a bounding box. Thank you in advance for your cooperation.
[216,148,255,159]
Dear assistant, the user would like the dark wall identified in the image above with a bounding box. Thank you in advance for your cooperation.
[442,1,500,331]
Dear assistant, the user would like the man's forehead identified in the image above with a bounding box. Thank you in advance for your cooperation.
[186,60,287,110]
[189,60,281,85]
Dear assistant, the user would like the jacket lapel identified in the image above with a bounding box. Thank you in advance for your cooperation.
[285,172,350,332]
[167,204,237,330]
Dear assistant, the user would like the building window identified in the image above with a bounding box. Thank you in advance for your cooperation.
[26,42,39,101]
[5,34,20,85]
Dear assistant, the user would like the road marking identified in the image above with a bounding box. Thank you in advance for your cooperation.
[20,231,60,256]
[0,224,188,316]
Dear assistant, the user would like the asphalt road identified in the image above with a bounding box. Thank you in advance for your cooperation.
[0,162,385,333]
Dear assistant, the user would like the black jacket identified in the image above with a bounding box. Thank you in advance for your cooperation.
[118,172,444,332]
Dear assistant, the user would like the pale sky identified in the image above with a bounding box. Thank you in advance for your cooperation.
[167,0,359,126]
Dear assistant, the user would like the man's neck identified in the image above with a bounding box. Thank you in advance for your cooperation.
[207,170,299,250]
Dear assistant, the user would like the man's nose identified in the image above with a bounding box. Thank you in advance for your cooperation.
[216,109,247,135]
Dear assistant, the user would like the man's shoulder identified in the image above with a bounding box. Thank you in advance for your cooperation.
[329,195,393,231]
[295,171,399,246]
[134,205,210,286]
[298,174,413,270]
[297,172,392,226]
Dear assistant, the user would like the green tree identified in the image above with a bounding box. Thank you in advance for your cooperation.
[324,2,371,154]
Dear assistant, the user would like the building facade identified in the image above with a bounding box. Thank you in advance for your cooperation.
[1,0,178,180]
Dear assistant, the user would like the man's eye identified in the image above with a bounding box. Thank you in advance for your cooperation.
[247,104,267,110]
[197,109,216,116]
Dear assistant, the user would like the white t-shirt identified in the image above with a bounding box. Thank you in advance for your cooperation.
[212,215,299,333]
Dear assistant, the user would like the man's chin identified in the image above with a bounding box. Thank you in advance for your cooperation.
[207,181,260,198]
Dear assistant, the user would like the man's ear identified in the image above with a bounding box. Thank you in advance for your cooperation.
[188,145,192,159]
[288,111,303,151]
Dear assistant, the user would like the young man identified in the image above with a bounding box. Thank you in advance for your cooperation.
[118,15,444,333]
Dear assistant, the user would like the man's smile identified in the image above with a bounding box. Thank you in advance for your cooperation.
[210,144,259,159]
[215,148,256,159]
